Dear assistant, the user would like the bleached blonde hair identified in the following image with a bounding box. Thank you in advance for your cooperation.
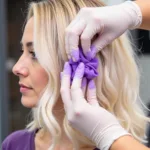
[25,0,150,149]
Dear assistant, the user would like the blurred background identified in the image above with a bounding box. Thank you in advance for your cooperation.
[0,0,150,147]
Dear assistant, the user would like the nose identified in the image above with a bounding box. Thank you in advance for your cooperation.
[12,58,29,77]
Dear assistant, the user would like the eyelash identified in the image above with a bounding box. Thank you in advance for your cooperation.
[20,49,37,60]
[30,51,36,59]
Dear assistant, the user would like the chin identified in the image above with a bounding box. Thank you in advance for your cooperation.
[21,96,37,108]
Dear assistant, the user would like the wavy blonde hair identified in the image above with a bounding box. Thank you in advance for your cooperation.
[25,0,150,149]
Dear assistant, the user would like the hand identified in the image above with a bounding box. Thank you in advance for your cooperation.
[60,62,129,150]
[65,1,142,62]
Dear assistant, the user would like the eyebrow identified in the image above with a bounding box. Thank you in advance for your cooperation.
[20,41,33,48]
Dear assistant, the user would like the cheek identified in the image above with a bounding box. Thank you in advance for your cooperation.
[21,67,48,108]
[32,68,48,94]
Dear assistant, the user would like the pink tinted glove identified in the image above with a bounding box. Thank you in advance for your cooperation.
[65,1,142,61]
[60,62,129,150]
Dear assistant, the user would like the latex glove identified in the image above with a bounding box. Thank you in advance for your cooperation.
[65,1,142,62]
[60,62,129,150]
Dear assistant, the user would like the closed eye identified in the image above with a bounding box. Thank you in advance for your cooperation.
[19,49,37,60]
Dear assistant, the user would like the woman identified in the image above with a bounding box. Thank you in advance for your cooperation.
[2,0,150,150]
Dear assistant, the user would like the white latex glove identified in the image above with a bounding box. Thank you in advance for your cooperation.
[65,1,142,62]
[60,62,129,150]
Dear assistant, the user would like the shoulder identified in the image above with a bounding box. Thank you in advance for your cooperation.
[2,129,35,150]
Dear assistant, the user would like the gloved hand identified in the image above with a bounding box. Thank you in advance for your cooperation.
[60,62,129,150]
[65,1,142,62]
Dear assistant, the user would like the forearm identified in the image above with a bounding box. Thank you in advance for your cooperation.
[135,0,150,30]
[110,135,150,150]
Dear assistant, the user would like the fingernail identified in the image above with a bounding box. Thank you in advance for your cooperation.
[81,77,87,88]
[71,49,79,62]
[74,62,85,78]
[63,62,71,75]
[88,80,95,89]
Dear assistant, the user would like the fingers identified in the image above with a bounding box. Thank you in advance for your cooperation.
[81,22,101,57]
[81,77,87,96]
[71,62,85,90]
[60,62,72,111]
[87,79,99,107]
[65,19,86,62]
[65,18,104,61]
[71,62,98,107]
[65,19,79,59]
[71,62,86,103]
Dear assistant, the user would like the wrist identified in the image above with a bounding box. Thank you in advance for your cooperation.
[109,135,132,150]
[91,123,130,150]
[120,1,142,29]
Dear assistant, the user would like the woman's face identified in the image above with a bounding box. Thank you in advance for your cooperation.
[12,17,49,108]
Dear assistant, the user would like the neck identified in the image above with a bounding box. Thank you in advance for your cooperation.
[37,99,71,144]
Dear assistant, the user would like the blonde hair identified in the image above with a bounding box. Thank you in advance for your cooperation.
[25,0,150,149]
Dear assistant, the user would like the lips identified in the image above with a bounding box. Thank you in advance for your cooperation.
[19,83,33,93]
[19,82,32,89]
